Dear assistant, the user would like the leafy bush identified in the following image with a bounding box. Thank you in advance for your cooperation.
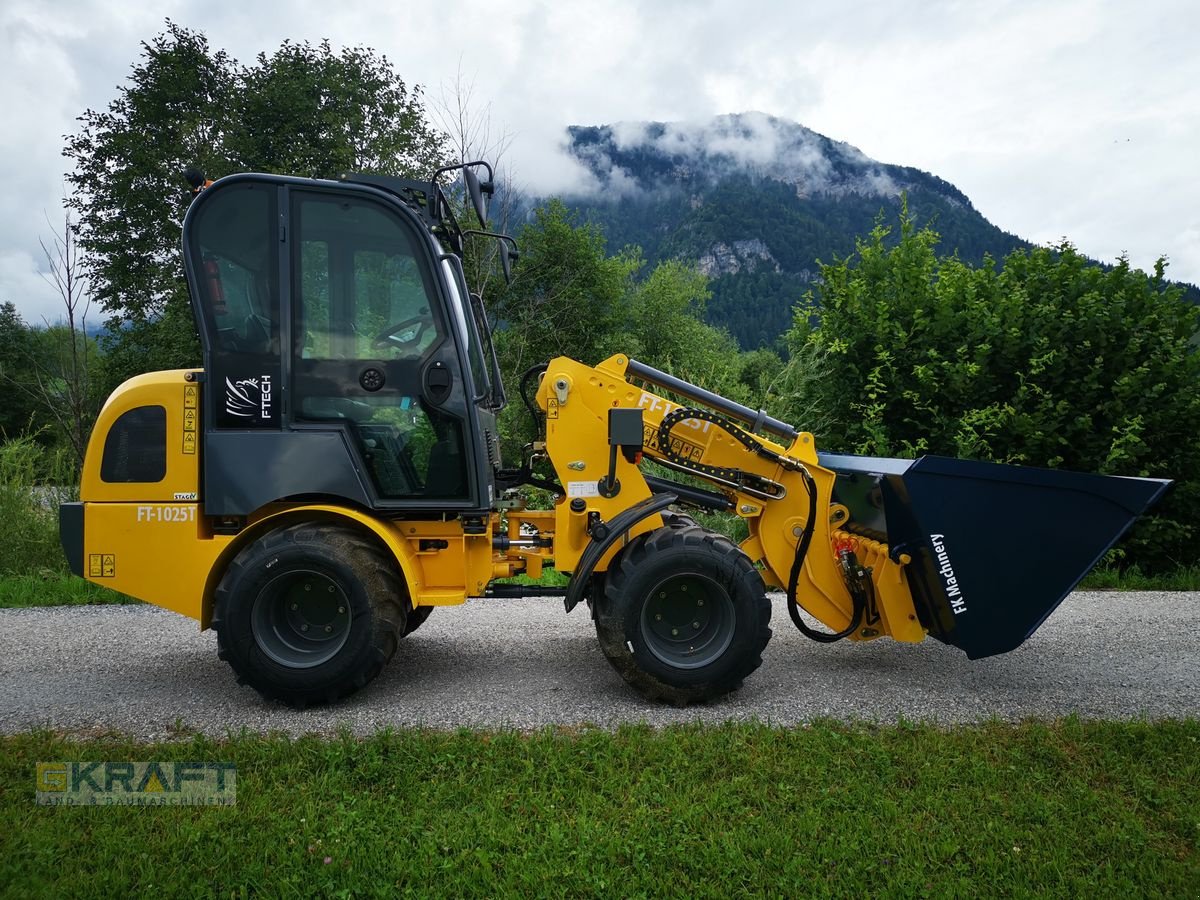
[0,437,75,576]
[784,206,1200,571]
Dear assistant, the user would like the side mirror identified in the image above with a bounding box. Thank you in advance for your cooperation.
[463,167,488,228]
[500,246,515,283]
[462,230,520,285]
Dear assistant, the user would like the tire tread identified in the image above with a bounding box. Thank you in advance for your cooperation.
[594,524,770,705]
[212,522,407,707]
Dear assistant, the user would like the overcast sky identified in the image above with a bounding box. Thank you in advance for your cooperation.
[2,0,1196,324]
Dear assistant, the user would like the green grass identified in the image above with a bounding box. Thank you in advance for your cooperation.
[2,720,1197,897]
[0,573,135,607]
[495,567,570,588]
[1079,564,1200,591]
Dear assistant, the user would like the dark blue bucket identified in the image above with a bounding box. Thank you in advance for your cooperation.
[820,453,1172,659]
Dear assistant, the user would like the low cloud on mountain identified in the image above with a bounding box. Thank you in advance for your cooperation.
[562,113,907,200]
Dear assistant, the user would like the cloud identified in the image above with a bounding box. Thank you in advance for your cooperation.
[615,114,787,168]
[0,249,67,325]
[558,112,907,200]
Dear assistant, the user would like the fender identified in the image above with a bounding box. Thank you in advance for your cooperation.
[200,504,424,629]
[563,492,677,613]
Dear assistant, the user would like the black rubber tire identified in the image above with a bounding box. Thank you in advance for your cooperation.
[212,522,406,708]
[402,605,434,637]
[585,513,695,615]
[593,525,770,705]
[662,512,698,530]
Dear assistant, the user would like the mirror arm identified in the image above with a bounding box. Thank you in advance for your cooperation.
[431,160,495,187]
[461,230,517,250]
[461,230,519,284]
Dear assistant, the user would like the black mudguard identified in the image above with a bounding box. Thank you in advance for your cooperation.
[821,454,1172,659]
[563,493,678,614]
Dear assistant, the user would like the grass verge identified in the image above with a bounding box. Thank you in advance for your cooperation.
[0,574,135,608]
[2,720,1197,897]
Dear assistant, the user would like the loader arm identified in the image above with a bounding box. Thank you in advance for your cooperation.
[538,353,1171,658]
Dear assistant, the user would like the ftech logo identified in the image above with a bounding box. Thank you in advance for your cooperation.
[225,375,273,421]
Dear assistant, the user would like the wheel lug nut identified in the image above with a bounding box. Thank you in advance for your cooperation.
[301,624,309,632]
[671,628,679,636]
[693,621,700,629]
[655,613,662,621]
[304,584,311,591]
[338,607,345,614]
[290,603,298,611]
[659,592,666,599]
[324,625,332,633]
[681,585,687,592]
[328,586,335,593]
[697,599,704,607]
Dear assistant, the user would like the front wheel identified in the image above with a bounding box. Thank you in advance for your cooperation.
[593,525,770,704]
[212,522,407,708]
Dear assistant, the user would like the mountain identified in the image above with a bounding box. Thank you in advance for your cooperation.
[550,112,1031,349]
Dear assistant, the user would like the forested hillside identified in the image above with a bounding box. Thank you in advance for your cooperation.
[551,114,1026,347]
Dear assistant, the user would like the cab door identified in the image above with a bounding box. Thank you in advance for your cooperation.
[289,187,479,505]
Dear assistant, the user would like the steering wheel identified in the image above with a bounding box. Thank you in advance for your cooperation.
[372,315,429,351]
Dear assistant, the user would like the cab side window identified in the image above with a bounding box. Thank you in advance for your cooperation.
[190,184,279,355]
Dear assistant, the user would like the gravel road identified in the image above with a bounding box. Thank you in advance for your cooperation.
[1,593,1196,739]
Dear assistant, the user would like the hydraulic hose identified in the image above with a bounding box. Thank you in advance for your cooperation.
[519,363,549,443]
[786,467,865,643]
[655,404,865,641]
[495,362,564,497]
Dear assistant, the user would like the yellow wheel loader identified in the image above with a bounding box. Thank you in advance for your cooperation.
[59,162,1171,707]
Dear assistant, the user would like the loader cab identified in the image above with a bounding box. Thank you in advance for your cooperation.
[182,173,503,516]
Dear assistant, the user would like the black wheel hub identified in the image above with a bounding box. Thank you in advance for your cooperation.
[640,573,735,669]
[251,569,352,669]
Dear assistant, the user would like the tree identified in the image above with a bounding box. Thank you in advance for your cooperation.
[0,214,105,468]
[231,40,446,177]
[27,214,103,468]
[0,303,41,439]
[429,65,521,300]
[65,22,448,386]
[491,200,640,379]
[616,259,754,403]
[65,23,233,382]
[783,205,1200,570]
[489,199,780,466]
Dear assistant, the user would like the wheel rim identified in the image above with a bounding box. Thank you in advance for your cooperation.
[639,573,735,669]
[250,569,352,669]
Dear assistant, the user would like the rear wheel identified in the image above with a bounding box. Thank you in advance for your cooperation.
[212,522,406,707]
[593,525,770,704]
